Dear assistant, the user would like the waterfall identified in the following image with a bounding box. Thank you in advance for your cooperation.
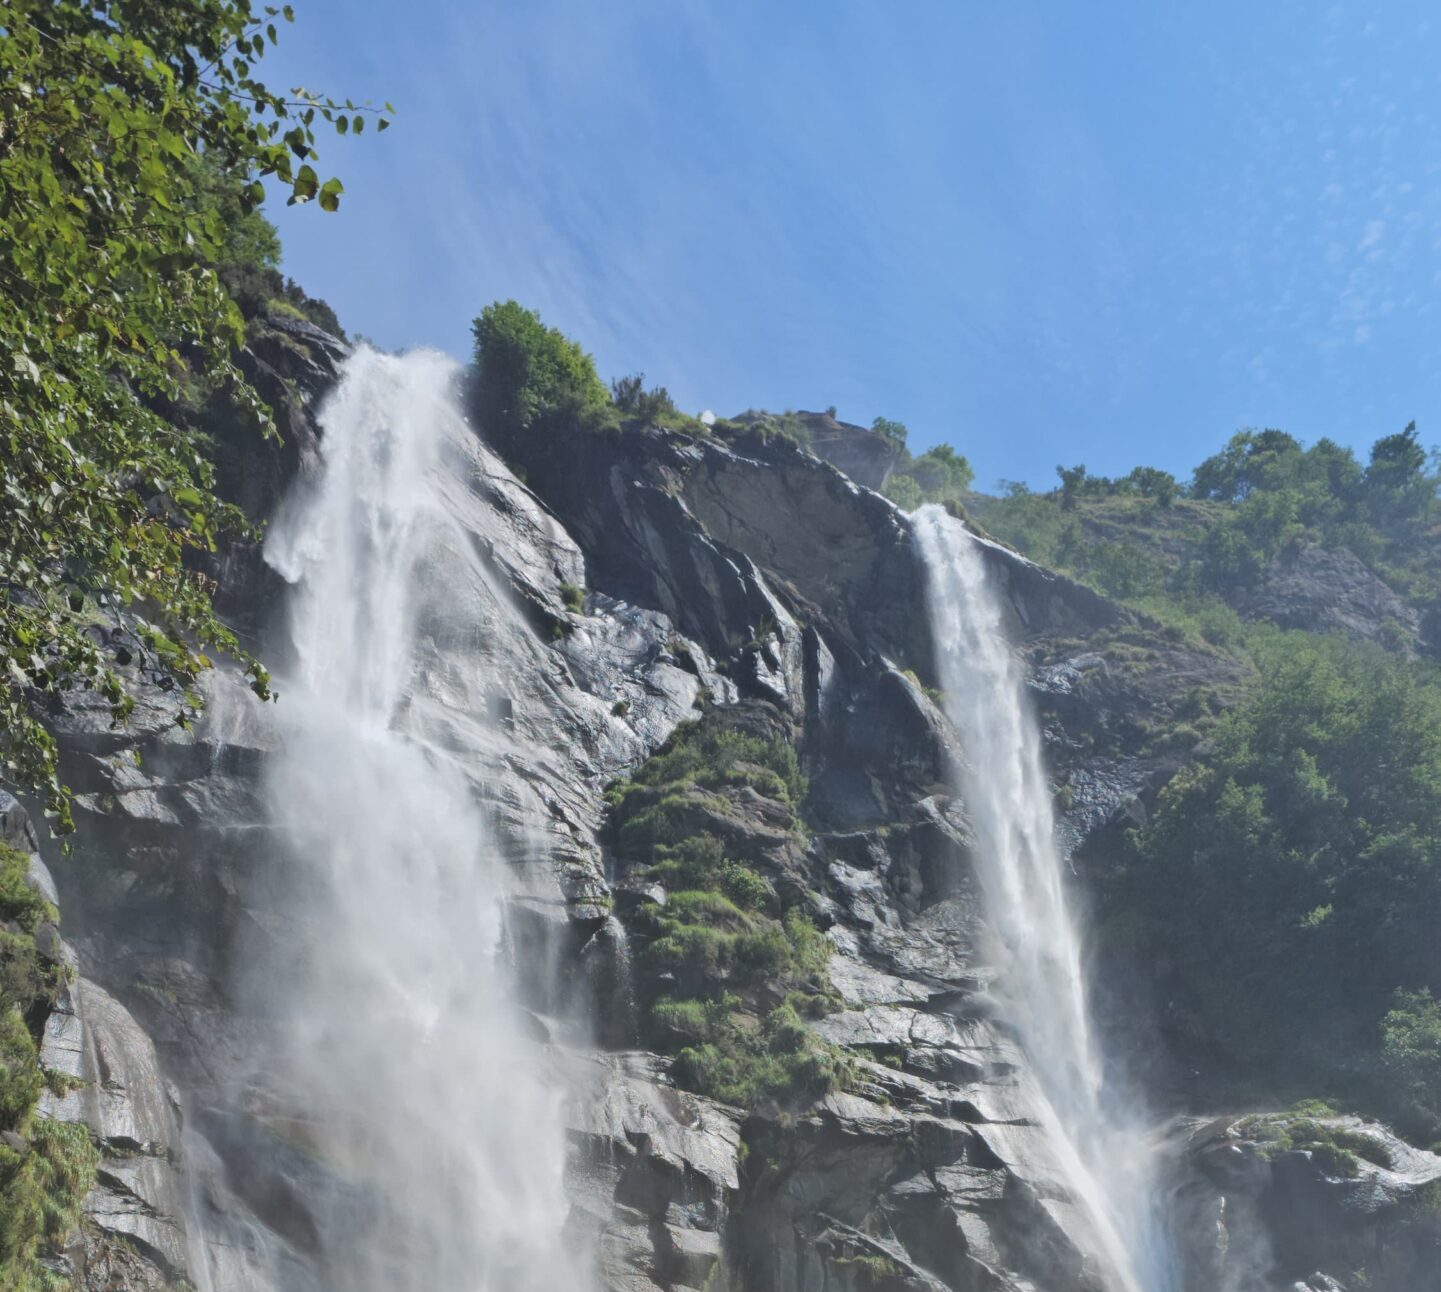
[257,348,587,1292]
[913,506,1173,1292]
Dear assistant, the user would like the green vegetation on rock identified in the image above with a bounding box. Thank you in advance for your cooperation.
[468,300,609,445]
[972,425,1441,641]
[608,718,849,1108]
[1237,1110,1395,1178]
[1108,631,1441,1136]
[0,845,98,1287]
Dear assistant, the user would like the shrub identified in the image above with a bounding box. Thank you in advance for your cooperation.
[623,721,805,805]
[871,416,908,448]
[609,714,846,1108]
[884,442,974,509]
[670,1003,852,1108]
[0,1119,99,1287]
[468,300,608,444]
[1380,989,1441,1141]
[611,373,677,422]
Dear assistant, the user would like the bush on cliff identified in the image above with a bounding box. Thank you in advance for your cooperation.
[468,300,609,445]
[971,424,1441,644]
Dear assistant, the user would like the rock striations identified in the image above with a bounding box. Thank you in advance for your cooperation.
[18,326,1440,1292]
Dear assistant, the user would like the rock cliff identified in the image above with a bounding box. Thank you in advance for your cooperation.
[18,326,1440,1292]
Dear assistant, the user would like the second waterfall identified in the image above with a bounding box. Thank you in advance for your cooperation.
[914,505,1175,1292]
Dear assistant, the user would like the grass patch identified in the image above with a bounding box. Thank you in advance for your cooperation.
[832,1255,907,1288]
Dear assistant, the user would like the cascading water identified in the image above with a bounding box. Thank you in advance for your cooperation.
[913,505,1174,1292]
[256,347,588,1292]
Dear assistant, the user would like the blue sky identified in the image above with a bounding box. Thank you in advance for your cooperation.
[263,1,1441,488]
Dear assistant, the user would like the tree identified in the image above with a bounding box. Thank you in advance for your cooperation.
[1057,463,1089,510]
[469,301,608,444]
[1118,466,1178,506]
[883,442,974,510]
[1117,633,1441,1111]
[909,444,973,497]
[1365,422,1435,521]
[611,373,677,422]
[1380,989,1441,1140]
[871,416,908,449]
[0,0,385,829]
[1191,429,1304,501]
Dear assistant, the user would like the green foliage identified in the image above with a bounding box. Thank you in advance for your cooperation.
[0,1011,42,1133]
[0,0,381,829]
[0,845,60,1128]
[1380,989,1441,1141]
[884,443,974,510]
[468,301,608,445]
[670,1001,852,1109]
[870,416,908,449]
[971,421,1441,667]
[0,1119,99,1289]
[1111,632,1441,1124]
[0,844,96,1286]
[1367,423,1432,521]
[832,1254,907,1288]
[559,583,586,615]
[608,716,845,1108]
[611,373,677,423]
[1121,465,1180,505]
[729,410,813,449]
[616,720,805,806]
[1239,1111,1394,1178]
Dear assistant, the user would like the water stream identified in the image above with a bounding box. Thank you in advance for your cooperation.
[258,348,586,1292]
[914,505,1174,1292]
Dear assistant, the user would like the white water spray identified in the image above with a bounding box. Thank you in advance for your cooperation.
[914,506,1173,1292]
[259,348,587,1292]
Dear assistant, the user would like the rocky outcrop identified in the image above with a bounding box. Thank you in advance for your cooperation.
[1237,544,1421,652]
[1,790,192,1291]
[26,351,1421,1292]
[200,315,351,640]
[566,1051,743,1292]
[791,410,903,491]
[41,978,190,1289]
[1171,1113,1441,1292]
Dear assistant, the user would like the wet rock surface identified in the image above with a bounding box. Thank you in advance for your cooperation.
[1170,1114,1441,1292]
[26,377,1418,1292]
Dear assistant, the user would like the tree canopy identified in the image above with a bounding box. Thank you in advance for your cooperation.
[468,300,608,445]
[0,0,382,829]
[1111,631,1441,1133]
[883,442,975,510]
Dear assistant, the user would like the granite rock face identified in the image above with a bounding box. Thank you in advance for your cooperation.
[790,409,904,491]
[1238,544,1422,652]
[26,356,1415,1292]
[1170,1114,1441,1292]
